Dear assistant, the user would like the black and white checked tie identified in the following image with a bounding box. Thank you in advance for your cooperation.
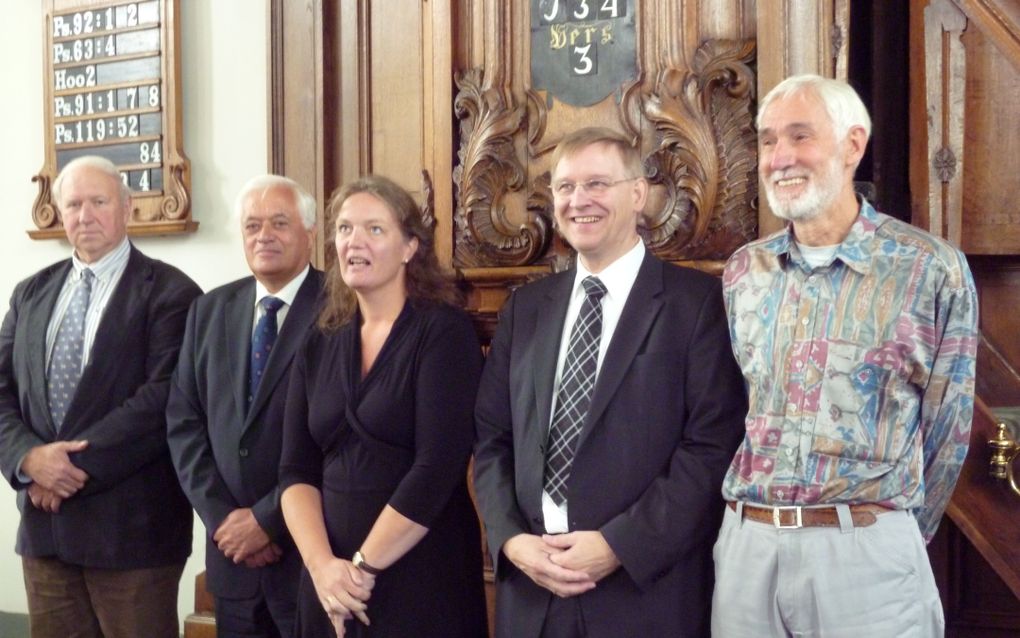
[544,276,607,506]
[47,268,94,430]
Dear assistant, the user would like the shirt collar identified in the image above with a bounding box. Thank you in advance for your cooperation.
[70,237,130,281]
[254,264,310,309]
[572,239,645,302]
[767,198,880,276]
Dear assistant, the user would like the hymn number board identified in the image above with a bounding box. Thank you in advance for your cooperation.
[530,0,638,107]
[32,0,195,239]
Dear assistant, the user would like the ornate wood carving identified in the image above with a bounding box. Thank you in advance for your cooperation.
[643,39,757,260]
[453,68,552,268]
[933,146,958,182]
[453,37,756,268]
[31,174,57,230]
[420,169,436,233]
[158,162,190,221]
[922,0,967,246]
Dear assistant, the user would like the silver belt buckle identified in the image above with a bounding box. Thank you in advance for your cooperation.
[772,506,803,529]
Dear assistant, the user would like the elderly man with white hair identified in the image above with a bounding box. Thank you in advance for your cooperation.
[0,155,201,637]
[713,75,978,637]
[167,175,322,638]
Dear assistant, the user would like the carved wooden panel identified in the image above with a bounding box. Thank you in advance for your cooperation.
[452,1,761,276]
[911,0,1020,254]
[959,22,1020,254]
[909,0,1020,618]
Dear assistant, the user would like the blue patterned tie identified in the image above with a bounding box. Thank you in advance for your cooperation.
[249,296,285,406]
[48,268,95,429]
[545,276,607,506]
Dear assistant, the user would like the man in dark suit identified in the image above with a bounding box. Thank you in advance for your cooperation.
[0,155,201,637]
[167,175,322,637]
[473,127,747,638]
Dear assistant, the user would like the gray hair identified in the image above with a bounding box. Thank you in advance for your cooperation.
[53,156,131,206]
[757,74,872,142]
[233,175,317,230]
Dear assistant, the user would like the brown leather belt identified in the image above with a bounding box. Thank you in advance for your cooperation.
[727,501,891,529]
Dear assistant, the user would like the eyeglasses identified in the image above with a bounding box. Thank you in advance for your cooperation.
[551,177,638,198]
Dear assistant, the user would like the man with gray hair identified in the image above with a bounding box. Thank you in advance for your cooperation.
[712,74,978,636]
[0,155,201,637]
[168,175,322,637]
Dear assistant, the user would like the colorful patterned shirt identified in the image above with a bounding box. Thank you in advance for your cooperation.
[720,200,978,541]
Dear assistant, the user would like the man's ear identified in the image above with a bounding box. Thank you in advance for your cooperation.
[121,196,133,222]
[631,177,649,213]
[844,126,869,168]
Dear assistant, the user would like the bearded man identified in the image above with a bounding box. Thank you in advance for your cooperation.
[712,75,978,638]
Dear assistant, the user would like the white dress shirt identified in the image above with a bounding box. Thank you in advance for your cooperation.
[543,239,646,533]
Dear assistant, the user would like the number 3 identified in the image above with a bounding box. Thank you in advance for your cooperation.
[573,44,593,74]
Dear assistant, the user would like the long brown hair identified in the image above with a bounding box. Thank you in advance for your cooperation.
[318,175,460,332]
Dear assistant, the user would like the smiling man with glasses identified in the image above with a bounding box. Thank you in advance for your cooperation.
[474,127,747,638]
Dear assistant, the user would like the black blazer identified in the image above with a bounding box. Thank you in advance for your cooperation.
[0,246,201,570]
[473,251,747,638]
[167,269,322,597]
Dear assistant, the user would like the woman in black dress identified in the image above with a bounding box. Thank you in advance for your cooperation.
[280,175,487,637]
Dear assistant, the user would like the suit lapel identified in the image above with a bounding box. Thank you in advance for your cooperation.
[27,262,73,437]
[533,272,574,438]
[578,253,664,449]
[61,248,154,437]
[245,269,321,427]
[225,280,256,424]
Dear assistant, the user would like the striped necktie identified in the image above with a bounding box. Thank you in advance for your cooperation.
[544,276,607,506]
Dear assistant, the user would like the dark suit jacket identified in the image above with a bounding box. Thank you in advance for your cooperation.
[0,245,201,569]
[474,251,747,638]
[166,269,322,598]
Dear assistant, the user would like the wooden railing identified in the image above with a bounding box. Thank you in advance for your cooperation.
[944,336,1020,600]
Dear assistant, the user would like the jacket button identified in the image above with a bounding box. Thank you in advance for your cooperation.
[239,448,249,458]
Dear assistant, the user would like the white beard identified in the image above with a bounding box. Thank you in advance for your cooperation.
[764,152,844,222]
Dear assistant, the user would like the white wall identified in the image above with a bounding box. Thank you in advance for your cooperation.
[0,1,270,627]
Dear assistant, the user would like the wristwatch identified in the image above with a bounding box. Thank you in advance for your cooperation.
[352,551,383,575]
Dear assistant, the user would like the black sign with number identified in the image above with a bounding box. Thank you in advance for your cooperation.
[530,0,637,107]
[49,0,164,194]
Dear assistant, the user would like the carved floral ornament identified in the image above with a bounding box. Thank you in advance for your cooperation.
[933,146,957,182]
[452,39,758,269]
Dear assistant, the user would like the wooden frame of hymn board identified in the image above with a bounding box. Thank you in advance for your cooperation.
[30,0,195,240]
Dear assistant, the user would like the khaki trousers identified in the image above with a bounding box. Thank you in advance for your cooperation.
[711,504,944,638]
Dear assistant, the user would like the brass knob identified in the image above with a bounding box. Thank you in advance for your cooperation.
[988,423,1020,496]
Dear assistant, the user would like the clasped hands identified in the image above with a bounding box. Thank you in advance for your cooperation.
[503,530,621,598]
[309,556,376,638]
[213,508,282,568]
[23,440,90,513]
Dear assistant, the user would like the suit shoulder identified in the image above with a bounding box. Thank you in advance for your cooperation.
[133,249,201,292]
[659,260,722,297]
[507,269,572,304]
[6,260,71,305]
[202,276,254,299]
[307,267,326,288]
[189,276,253,311]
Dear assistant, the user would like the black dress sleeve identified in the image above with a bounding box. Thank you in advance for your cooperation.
[387,306,483,527]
